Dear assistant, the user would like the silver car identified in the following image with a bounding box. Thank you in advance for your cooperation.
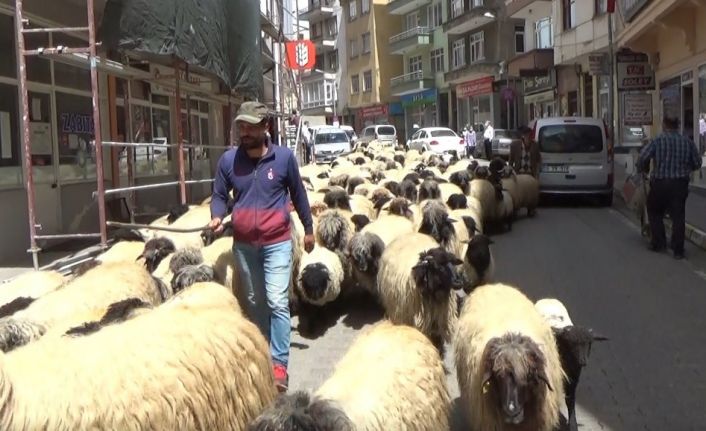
[313,128,351,164]
[491,129,522,158]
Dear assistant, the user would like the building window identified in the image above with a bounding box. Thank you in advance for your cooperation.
[327,51,338,70]
[595,0,607,14]
[362,32,371,54]
[363,71,373,92]
[451,0,464,19]
[408,55,423,74]
[535,17,553,49]
[431,48,444,74]
[362,0,370,14]
[470,31,485,63]
[351,74,360,93]
[428,3,442,28]
[406,12,419,30]
[515,25,525,54]
[452,38,466,70]
[326,18,338,37]
[349,0,357,20]
[349,38,358,58]
[563,0,576,30]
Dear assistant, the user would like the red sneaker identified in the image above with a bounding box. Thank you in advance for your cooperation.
[273,364,289,393]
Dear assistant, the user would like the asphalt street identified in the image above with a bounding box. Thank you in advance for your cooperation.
[288,200,706,431]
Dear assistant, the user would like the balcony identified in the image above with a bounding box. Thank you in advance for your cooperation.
[301,77,337,115]
[390,70,435,96]
[389,26,432,55]
[443,4,496,35]
[444,60,498,84]
[312,34,337,52]
[507,48,554,77]
[506,0,551,19]
[298,0,335,21]
[388,0,431,15]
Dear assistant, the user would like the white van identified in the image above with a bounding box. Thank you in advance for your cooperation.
[533,117,614,206]
[359,125,398,147]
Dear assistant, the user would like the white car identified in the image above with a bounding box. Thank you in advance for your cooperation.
[407,127,465,159]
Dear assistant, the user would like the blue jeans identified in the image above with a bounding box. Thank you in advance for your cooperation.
[233,239,293,367]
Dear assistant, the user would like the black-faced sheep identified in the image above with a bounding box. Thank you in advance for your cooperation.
[0,261,163,352]
[296,246,345,306]
[250,321,450,431]
[347,231,385,292]
[393,154,405,166]
[449,170,472,194]
[535,298,608,431]
[377,233,464,352]
[417,200,462,259]
[323,187,352,211]
[382,180,401,197]
[139,237,176,273]
[402,172,421,185]
[0,270,66,311]
[167,203,191,224]
[447,193,468,210]
[418,179,441,202]
[171,264,216,293]
[455,284,565,431]
[400,178,418,202]
[461,234,494,293]
[350,214,371,232]
[0,282,273,430]
[347,176,366,195]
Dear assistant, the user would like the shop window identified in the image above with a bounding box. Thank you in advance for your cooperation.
[515,26,525,54]
[56,92,96,181]
[0,83,21,186]
[0,14,17,79]
[53,33,91,91]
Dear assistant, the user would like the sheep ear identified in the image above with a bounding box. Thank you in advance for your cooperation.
[461,239,470,244]
[537,370,553,392]
[447,217,458,223]
[590,329,609,342]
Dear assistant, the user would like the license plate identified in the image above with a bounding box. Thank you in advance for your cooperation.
[544,164,569,173]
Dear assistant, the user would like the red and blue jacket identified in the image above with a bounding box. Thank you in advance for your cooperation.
[210,144,313,246]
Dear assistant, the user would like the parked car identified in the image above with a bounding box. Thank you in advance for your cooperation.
[491,129,522,158]
[313,127,351,164]
[359,125,398,147]
[407,127,465,160]
[533,117,613,206]
[339,125,358,146]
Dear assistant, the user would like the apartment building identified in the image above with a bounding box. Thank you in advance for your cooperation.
[298,0,346,123]
[616,0,706,145]
[387,0,450,136]
[505,0,555,123]
[443,0,520,131]
[552,0,613,121]
[341,0,404,134]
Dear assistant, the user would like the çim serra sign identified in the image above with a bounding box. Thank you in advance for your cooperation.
[285,40,316,70]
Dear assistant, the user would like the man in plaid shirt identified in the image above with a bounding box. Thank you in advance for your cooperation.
[638,117,703,259]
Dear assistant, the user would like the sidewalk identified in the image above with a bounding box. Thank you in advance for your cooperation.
[615,151,706,250]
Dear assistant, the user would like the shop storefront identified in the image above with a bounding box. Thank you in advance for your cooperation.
[523,70,556,122]
[401,89,438,139]
[456,76,494,132]
[556,66,580,117]
[357,104,390,130]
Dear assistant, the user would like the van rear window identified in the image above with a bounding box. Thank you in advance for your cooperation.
[377,126,395,135]
[538,125,604,153]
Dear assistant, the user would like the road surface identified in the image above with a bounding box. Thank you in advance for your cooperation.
[288,200,706,430]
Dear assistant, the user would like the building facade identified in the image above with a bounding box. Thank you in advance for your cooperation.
[0,0,281,264]
[444,0,520,132]
[341,0,404,135]
[297,0,346,124]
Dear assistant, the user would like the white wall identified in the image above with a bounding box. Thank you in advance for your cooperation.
[553,0,610,65]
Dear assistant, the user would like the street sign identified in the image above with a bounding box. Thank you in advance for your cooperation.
[617,61,655,91]
[589,54,608,75]
[623,93,653,126]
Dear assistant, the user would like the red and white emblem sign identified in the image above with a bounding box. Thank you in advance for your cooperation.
[285,40,316,70]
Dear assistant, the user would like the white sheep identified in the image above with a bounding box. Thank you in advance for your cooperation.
[0,270,66,311]
[0,261,163,352]
[516,173,540,217]
[494,189,516,232]
[0,281,276,430]
[296,245,344,306]
[455,283,565,431]
[470,177,497,221]
[250,321,449,431]
[377,233,464,352]
[361,213,415,246]
[96,240,145,264]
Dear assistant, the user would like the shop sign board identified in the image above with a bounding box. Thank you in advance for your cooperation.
[400,88,437,108]
[623,93,653,126]
[457,76,493,98]
[360,104,388,118]
[617,57,655,91]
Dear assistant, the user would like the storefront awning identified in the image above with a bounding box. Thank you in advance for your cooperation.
[524,90,554,105]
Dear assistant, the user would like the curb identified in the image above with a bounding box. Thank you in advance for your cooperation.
[613,189,706,252]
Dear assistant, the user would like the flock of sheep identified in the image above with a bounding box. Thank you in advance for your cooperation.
[0,143,606,430]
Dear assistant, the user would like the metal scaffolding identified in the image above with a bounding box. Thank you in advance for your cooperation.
[14,0,222,270]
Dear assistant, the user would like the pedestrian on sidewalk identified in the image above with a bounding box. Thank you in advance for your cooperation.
[483,120,494,160]
[638,116,703,259]
[463,124,476,159]
[510,125,541,178]
[208,101,315,392]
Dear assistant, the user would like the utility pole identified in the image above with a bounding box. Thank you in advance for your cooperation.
[608,0,616,141]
